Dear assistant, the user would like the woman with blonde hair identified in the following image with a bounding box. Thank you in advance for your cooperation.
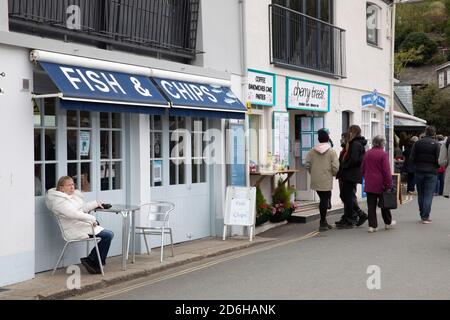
[46,176,114,274]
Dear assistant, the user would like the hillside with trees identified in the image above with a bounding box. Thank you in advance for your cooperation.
[395,0,450,135]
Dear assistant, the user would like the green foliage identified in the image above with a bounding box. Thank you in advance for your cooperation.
[399,32,438,65]
[270,179,297,223]
[272,178,293,210]
[429,51,448,65]
[414,85,450,135]
[255,186,271,225]
[395,45,425,76]
[397,1,448,33]
[396,1,450,47]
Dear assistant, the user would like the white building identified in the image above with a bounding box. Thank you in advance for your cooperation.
[0,0,395,287]
[0,0,247,287]
[242,0,394,205]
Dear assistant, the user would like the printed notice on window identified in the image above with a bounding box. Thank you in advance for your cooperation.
[80,131,91,157]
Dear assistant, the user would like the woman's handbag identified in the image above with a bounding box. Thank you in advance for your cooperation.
[379,189,398,210]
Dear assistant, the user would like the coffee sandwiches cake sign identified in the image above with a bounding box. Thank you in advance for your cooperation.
[287,77,330,113]
[247,69,276,107]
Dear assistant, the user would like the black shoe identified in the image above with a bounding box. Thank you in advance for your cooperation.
[336,222,354,229]
[445,196,449,199]
[319,222,333,232]
[335,219,347,226]
[356,214,368,227]
[80,257,101,274]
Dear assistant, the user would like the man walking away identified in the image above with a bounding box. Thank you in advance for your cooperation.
[335,125,368,228]
[439,136,450,199]
[305,129,339,232]
[410,126,440,224]
[436,135,446,196]
[402,136,419,194]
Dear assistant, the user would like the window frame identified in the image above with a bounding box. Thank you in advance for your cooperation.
[34,98,58,197]
[191,117,208,185]
[366,2,381,47]
[150,115,164,188]
[99,112,124,191]
[66,110,94,193]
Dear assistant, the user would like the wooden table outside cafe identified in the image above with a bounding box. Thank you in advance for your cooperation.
[250,170,299,195]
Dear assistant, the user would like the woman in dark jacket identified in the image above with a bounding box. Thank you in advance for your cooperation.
[335,125,368,228]
[361,136,396,233]
[402,136,419,194]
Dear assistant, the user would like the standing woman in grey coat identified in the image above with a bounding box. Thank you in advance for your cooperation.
[438,137,450,198]
[305,129,340,231]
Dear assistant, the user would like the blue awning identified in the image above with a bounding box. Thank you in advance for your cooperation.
[60,100,166,115]
[169,108,245,120]
[40,62,170,110]
[152,78,247,118]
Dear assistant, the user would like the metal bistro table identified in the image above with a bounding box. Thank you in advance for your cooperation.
[95,204,140,271]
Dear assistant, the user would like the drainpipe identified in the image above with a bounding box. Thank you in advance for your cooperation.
[239,0,250,188]
[389,1,397,172]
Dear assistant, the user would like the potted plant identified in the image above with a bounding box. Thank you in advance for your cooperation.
[255,186,272,226]
[270,178,296,222]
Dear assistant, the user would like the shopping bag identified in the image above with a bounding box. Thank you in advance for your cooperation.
[379,189,397,210]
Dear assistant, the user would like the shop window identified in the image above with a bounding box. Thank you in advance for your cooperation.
[249,115,261,168]
[34,98,58,196]
[169,116,187,185]
[362,110,371,145]
[191,118,208,184]
[150,115,164,187]
[67,110,93,192]
[99,112,123,191]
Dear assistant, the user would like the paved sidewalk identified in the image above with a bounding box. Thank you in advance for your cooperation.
[0,194,412,300]
[0,236,275,300]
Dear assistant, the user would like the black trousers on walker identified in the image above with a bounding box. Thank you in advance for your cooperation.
[317,191,332,223]
[366,192,392,229]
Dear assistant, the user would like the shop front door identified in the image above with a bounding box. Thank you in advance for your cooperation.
[149,116,211,246]
[34,99,127,272]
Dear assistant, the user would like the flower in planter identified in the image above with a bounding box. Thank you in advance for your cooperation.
[256,187,272,226]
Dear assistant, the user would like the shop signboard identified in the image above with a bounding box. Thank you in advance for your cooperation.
[286,77,330,112]
[223,186,257,242]
[153,78,246,113]
[40,62,169,107]
[247,69,276,107]
[362,90,386,110]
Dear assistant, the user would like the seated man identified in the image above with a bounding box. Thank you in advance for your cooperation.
[46,176,114,274]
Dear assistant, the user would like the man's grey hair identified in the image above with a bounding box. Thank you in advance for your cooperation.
[372,135,386,148]
[425,126,436,137]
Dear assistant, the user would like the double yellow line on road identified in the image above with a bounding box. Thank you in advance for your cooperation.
[87,230,320,300]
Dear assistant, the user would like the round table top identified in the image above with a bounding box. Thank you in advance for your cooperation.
[95,204,140,213]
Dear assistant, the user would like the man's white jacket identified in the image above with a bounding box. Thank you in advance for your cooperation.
[46,189,99,240]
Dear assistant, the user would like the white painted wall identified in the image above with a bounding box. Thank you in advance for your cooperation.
[196,0,243,77]
[243,0,393,206]
[244,0,392,96]
[0,0,8,32]
[0,44,34,286]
